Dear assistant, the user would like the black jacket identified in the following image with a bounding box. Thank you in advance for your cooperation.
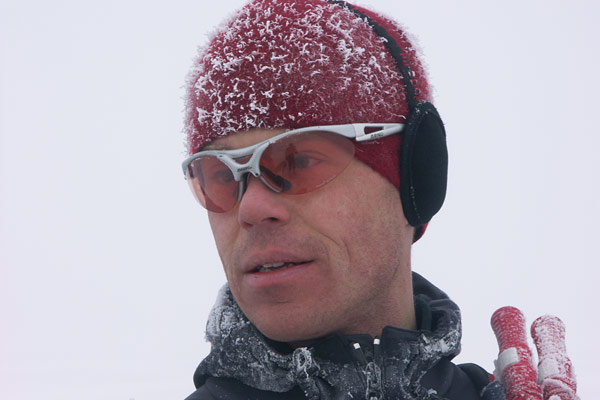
[185,273,492,399]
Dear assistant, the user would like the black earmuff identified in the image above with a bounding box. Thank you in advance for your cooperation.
[400,102,448,226]
[327,0,448,228]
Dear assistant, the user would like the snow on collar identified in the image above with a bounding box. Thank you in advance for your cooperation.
[198,285,301,393]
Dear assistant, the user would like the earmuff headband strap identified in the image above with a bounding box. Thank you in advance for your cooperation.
[325,0,418,109]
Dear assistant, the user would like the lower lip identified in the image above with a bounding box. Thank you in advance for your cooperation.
[244,262,314,288]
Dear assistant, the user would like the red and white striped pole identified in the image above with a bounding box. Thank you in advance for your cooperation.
[531,315,579,400]
[491,306,543,400]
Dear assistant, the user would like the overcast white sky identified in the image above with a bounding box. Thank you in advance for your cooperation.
[1,0,598,399]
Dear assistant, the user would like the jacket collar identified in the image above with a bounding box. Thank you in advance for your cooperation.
[194,272,462,398]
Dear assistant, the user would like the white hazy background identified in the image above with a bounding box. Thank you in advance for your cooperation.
[1,0,598,398]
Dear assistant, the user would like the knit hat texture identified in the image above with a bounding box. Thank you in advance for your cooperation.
[184,0,432,204]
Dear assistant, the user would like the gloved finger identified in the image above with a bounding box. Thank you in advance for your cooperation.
[531,315,579,400]
[491,306,543,400]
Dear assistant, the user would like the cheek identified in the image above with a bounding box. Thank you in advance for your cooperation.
[208,213,237,268]
[300,183,372,268]
[300,187,356,245]
[313,169,407,273]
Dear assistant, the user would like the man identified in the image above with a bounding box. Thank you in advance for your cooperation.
[180,0,494,398]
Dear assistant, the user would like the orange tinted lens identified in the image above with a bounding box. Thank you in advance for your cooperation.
[260,131,355,194]
[186,156,238,212]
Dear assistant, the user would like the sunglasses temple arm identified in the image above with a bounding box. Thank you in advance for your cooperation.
[353,124,405,142]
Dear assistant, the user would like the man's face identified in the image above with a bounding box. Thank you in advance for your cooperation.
[207,128,415,344]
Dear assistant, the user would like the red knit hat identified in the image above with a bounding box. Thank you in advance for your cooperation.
[184,0,433,237]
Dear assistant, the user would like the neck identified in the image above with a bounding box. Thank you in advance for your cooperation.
[288,270,417,349]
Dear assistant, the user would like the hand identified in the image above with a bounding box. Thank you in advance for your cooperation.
[482,306,579,400]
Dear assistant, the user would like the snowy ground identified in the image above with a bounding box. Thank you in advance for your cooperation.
[1,0,598,399]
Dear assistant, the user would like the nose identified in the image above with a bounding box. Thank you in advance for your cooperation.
[237,174,291,228]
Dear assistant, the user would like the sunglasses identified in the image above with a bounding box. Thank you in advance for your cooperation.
[181,123,404,212]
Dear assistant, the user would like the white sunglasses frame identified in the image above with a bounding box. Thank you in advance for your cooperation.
[181,123,404,204]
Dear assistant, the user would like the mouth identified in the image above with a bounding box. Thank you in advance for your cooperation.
[251,261,312,273]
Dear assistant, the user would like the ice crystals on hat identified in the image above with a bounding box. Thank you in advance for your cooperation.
[184,0,425,154]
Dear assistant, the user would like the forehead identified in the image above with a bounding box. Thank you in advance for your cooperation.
[204,128,287,151]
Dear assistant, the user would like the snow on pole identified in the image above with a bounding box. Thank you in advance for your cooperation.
[491,306,543,400]
[531,315,579,400]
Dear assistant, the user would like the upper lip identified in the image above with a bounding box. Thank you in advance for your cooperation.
[242,250,314,273]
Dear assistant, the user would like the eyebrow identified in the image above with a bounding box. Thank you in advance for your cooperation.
[202,142,230,151]
[202,128,288,151]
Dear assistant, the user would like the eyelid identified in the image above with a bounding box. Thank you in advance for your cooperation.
[287,150,327,161]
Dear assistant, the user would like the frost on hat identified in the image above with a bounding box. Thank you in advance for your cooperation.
[184,0,431,195]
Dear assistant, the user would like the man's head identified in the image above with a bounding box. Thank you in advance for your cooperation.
[183,0,447,343]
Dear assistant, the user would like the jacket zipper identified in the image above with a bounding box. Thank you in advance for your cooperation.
[351,338,384,400]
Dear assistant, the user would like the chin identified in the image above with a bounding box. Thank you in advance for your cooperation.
[236,291,339,345]
[259,326,324,347]
[251,312,331,346]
